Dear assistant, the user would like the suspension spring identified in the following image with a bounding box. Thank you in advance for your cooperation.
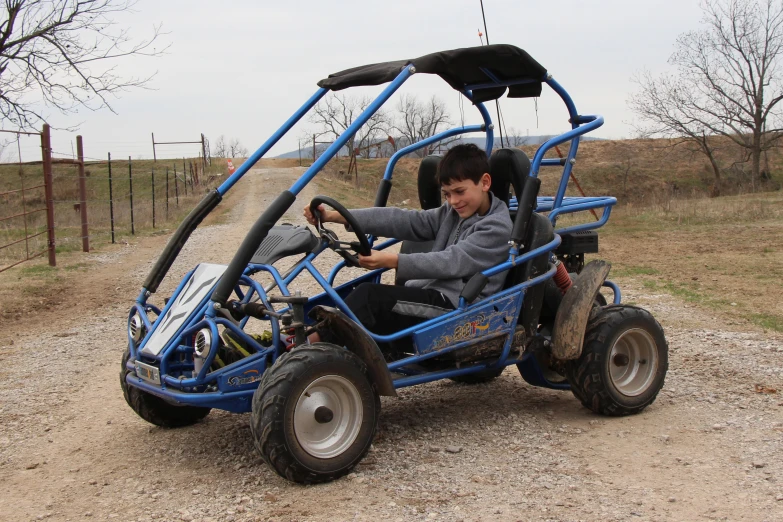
[553,258,573,295]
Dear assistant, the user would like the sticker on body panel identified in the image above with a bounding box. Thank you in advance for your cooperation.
[220,365,267,390]
[227,369,262,387]
[414,294,519,354]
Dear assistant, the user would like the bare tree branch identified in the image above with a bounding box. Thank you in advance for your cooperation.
[0,0,169,130]
[309,93,390,160]
[393,94,454,157]
[212,135,226,158]
[228,137,247,158]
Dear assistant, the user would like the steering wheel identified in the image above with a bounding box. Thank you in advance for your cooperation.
[309,195,371,267]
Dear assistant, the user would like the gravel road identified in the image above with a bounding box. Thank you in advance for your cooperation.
[0,167,781,522]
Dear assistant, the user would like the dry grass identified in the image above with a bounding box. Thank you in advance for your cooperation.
[529,137,783,203]
[595,191,783,332]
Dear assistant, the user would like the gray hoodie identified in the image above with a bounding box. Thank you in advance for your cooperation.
[350,192,513,306]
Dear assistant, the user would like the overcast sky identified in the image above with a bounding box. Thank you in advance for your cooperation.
[10,0,706,163]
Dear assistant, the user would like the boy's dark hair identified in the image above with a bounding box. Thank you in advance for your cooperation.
[436,143,490,185]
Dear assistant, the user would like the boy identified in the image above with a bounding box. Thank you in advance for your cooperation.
[304,143,512,345]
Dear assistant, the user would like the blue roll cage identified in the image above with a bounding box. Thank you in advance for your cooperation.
[126,65,618,412]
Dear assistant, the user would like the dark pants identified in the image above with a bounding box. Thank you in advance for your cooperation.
[339,283,454,357]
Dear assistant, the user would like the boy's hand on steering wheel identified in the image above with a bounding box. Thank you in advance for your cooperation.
[303,204,345,226]
[358,250,398,270]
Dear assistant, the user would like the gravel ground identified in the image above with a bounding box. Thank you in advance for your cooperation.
[0,167,781,522]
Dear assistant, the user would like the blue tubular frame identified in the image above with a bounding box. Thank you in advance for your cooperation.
[126,62,625,410]
[217,88,328,196]
[383,125,485,180]
[289,67,414,195]
[528,77,606,227]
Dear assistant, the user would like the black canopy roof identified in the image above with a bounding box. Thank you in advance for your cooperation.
[317,44,547,103]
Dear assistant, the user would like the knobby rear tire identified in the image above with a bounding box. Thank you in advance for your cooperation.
[564,305,668,416]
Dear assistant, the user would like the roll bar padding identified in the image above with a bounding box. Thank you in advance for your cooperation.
[511,176,541,245]
[212,190,297,305]
[373,178,392,207]
[143,189,222,293]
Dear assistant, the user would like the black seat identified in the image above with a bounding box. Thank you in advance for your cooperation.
[488,147,529,206]
[395,156,441,285]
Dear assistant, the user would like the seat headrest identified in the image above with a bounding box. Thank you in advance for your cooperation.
[417,155,442,210]
[489,148,531,205]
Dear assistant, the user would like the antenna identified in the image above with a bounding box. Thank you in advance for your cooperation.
[478,0,507,149]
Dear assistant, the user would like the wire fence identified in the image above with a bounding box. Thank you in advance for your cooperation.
[0,127,53,272]
[48,153,221,251]
[1,128,226,272]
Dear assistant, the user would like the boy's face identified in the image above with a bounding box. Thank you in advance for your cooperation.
[441,173,492,218]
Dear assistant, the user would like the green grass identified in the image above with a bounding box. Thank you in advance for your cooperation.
[641,278,724,307]
[661,281,705,304]
[751,313,783,332]
[612,266,660,277]
[636,276,783,332]
[642,280,658,290]
[19,264,56,276]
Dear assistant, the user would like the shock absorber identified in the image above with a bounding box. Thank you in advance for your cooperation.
[553,258,573,295]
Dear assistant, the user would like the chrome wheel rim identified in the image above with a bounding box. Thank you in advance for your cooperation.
[293,375,363,459]
[608,328,658,397]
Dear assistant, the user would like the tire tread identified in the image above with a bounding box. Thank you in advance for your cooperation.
[565,305,668,416]
[250,343,379,484]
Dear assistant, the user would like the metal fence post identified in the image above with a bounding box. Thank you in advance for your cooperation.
[18,135,29,259]
[129,156,135,235]
[41,124,56,266]
[108,152,115,244]
[151,169,156,228]
[181,161,187,196]
[174,165,179,206]
[166,167,169,219]
[76,135,89,252]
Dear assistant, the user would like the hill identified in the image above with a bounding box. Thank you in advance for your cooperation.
[274,135,603,159]
[307,137,782,209]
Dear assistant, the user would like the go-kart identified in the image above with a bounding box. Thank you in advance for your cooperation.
[121,44,669,484]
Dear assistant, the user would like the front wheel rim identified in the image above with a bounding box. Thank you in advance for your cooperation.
[293,375,364,459]
[608,328,659,397]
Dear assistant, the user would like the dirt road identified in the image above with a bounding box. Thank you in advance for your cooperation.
[0,167,781,522]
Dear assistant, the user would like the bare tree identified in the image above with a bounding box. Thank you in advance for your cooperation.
[0,0,167,129]
[394,94,453,157]
[630,0,783,194]
[310,93,389,162]
[506,126,528,148]
[228,138,247,158]
[212,135,227,158]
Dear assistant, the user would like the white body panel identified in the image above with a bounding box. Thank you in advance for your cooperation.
[141,263,228,356]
